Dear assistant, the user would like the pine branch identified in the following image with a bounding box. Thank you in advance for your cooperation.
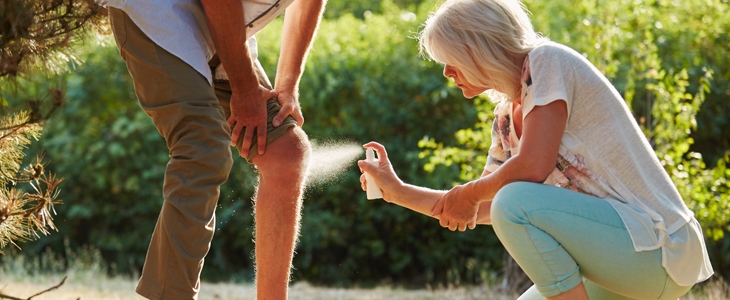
[0,167,63,253]
[0,0,90,257]
[0,122,35,142]
[0,0,103,78]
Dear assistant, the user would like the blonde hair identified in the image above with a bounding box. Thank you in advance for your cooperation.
[419,0,547,101]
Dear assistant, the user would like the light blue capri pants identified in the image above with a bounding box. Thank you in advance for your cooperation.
[491,182,693,300]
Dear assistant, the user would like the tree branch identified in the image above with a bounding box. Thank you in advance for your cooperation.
[27,276,67,299]
[0,276,68,300]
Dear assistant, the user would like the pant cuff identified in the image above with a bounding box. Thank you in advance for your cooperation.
[536,266,582,297]
[136,283,162,300]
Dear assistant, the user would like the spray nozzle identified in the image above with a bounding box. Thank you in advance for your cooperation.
[366,147,376,162]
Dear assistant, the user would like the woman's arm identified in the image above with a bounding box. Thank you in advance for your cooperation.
[359,96,566,229]
[357,142,446,216]
[474,169,493,225]
[384,182,448,217]
[357,142,493,224]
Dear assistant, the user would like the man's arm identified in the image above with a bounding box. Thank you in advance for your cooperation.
[200,0,276,157]
[272,0,327,127]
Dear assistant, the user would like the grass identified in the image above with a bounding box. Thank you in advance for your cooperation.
[0,279,514,300]
[0,247,727,300]
[0,247,514,300]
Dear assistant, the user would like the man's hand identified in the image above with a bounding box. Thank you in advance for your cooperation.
[201,0,268,156]
[272,88,304,127]
[228,85,277,157]
[431,182,481,232]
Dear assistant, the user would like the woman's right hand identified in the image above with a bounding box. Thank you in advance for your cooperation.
[357,142,403,202]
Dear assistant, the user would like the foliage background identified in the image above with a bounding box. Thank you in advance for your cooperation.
[1,0,728,288]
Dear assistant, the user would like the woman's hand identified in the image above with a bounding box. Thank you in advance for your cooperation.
[431,181,481,231]
[357,142,403,202]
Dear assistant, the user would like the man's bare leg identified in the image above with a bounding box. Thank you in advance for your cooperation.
[251,127,310,300]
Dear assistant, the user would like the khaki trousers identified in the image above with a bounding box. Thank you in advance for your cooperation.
[109,7,295,299]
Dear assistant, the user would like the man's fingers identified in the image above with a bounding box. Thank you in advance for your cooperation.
[468,222,476,230]
[292,110,304,127]
[272,108,289,127]
[439,218,448,228]
[228,119,240,146]
[458,223,467,232]
[257,124,267,155]
[239,125,255,158]
[448,222,457,231]
[272,104,304,128]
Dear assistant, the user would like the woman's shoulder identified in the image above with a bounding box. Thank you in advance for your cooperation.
[529,41,585,63]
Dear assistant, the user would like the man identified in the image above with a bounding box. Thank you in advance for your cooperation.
[104,0,325,298]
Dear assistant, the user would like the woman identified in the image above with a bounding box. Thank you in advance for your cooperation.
[357,0,713,299]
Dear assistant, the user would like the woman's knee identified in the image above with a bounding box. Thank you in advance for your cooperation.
[491,182,535,225]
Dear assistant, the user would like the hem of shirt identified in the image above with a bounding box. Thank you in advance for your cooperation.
[661,218,714,286]
[106,2,215,85]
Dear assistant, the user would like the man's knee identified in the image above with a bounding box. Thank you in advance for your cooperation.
[253,127,311,177]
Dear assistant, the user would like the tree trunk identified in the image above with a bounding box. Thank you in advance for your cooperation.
[498,252,532,296]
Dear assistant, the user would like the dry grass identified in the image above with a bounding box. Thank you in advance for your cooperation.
[0,247,514,300]
[0,275,140,300]
[0,276,513,300]
[2,274,728,300]
[0,249,726,300]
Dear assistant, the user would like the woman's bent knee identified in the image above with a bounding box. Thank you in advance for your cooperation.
[494,182,538,202]
[491,182,535,225]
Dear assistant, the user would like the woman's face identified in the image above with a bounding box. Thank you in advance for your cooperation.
[443,64,487,98]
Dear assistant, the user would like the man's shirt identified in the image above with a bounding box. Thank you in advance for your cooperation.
[103,0,295,84]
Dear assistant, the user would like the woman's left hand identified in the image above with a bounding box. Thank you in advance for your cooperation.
[431,182,481,231]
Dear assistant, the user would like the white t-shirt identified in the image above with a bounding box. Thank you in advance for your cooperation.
[485,42,713,286]
[102,0,295,84]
